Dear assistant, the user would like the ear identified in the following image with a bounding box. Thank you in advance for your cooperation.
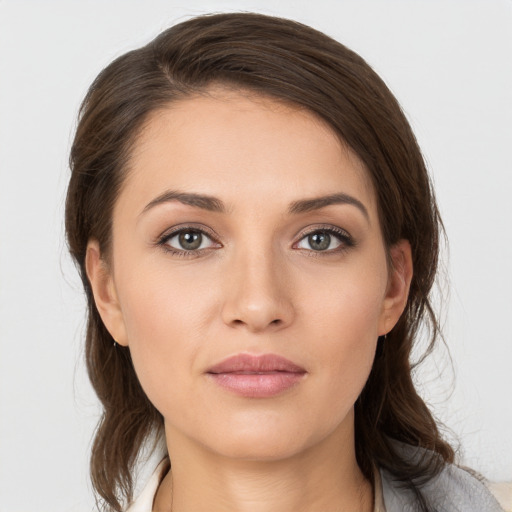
[85,240,128,346]
[378,239,413,336]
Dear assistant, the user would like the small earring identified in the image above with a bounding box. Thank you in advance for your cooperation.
[113,339,118,347]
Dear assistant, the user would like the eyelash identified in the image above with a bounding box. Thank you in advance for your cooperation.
[157,225,220,258]
[294,226,355,256]
[156,225,355,258]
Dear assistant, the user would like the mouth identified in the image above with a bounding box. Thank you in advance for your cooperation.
[206,353,307,398]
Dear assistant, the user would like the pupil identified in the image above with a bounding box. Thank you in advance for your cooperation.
[179,231,202,250]
[309,232,330,251]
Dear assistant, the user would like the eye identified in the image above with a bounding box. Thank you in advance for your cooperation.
[162,228,217,252]
[295,228,352,252]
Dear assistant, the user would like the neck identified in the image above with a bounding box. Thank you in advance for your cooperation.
[154,413,373,512]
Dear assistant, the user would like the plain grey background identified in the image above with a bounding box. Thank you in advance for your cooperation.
[0,1,511,510]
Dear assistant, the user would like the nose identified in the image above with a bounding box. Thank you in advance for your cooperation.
[221,245,295,333]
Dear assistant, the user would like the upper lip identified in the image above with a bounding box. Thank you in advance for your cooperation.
[207,353,306,374]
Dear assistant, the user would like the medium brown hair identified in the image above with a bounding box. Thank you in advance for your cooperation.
[66,12,453,512]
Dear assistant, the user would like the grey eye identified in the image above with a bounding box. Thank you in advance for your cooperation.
[166,230,214,251]
[308,232,331,251]
[297,230,343,252]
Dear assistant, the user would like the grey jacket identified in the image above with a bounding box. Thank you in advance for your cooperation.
[380,443,504,511]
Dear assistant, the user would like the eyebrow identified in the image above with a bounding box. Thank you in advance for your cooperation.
[141,190,226,214]
[141,190,369,221]
[288,193,369,220]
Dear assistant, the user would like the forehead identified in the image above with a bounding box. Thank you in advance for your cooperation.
[121,88,377,216]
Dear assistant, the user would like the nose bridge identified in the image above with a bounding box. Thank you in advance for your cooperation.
[222,236,294,332]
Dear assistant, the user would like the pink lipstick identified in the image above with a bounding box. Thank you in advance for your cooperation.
[206,353,306,398]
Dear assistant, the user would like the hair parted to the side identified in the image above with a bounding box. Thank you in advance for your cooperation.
[66,12,453,512]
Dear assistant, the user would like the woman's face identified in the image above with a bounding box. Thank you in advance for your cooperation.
[88,89,411,461]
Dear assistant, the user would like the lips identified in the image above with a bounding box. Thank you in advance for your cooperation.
[206,353,306,398]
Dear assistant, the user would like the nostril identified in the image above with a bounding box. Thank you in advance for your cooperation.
[230,318,283,328]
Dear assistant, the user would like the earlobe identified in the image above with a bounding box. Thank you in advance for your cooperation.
[85,240,128,346]
[379,240,413,335]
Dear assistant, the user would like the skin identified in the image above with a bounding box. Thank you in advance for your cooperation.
[86,88,412,512]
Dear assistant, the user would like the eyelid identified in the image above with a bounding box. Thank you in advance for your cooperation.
[292,224,355,251]
[157,224,222,254]
[294,224,352,241]
[158,222,219,239]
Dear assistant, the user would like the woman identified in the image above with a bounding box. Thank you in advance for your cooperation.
[65,12,503,512]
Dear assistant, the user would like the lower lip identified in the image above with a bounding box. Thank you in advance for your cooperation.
[208,372,305,398]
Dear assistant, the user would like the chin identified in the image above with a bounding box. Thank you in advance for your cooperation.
[201,411,340,462]
[211,433,310,462]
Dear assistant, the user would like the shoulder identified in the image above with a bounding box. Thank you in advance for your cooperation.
[380,443,504,512]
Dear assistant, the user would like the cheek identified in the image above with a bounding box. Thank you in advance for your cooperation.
[114,264,216,411]
[300,264,386,406]
[303,256,387,345]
